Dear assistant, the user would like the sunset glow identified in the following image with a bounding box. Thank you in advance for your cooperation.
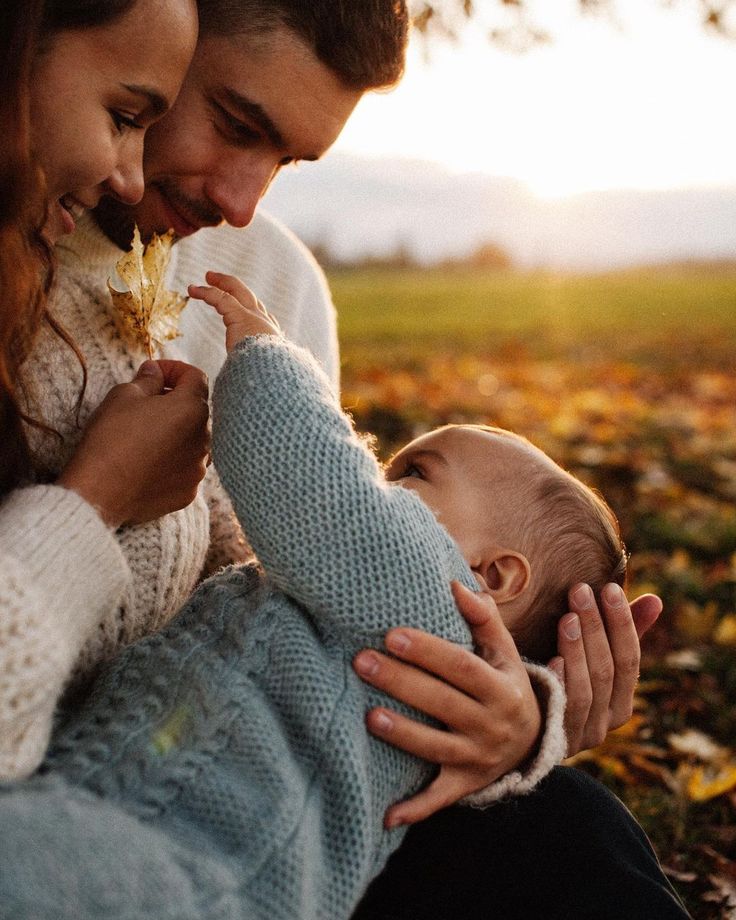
[335,3,736,198]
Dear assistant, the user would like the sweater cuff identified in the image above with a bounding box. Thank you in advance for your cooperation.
[0,485,130,644]
[460,662,567,807]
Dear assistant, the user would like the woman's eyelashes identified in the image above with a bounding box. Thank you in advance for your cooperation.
[385,455,428,482]
[400,462,425,480]
[110,110,143,134]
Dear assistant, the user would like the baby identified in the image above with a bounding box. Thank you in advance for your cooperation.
[0,274,623,920]
[201,271,627,665]
[384,423,626,664]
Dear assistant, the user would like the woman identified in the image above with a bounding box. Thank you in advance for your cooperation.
[0,0,205,779]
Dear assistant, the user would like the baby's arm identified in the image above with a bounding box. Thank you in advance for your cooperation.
[189,273,475,650]
[193,274,565,816]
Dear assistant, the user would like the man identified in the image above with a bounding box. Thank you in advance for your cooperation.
[39,1,685,916]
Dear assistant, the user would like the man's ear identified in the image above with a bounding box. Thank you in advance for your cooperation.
[476,550,531,604]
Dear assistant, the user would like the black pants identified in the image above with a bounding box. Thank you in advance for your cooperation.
[353,766,690,919]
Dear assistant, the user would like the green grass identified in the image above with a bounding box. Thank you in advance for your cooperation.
[330,265,736,370]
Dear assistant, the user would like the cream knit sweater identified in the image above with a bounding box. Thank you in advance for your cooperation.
[0,211,339,780]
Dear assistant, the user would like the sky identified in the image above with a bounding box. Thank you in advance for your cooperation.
[331,1,736,198]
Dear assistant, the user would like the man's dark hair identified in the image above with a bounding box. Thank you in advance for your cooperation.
[196,0,409,90]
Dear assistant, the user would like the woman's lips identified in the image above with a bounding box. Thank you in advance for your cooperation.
[56,195,87,235]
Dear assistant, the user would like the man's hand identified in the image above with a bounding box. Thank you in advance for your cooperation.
[548,583,662,756]
[353,582,541,828]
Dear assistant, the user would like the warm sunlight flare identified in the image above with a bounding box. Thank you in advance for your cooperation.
[335,2,736,198]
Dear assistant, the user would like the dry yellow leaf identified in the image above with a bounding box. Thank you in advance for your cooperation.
[686,764,736,802]
[714,614,736,646]
[674,599,717,641]
[108,225,188,358]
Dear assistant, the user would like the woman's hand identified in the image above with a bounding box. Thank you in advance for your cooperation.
[548,583,662,756]
[57,359,210,529]
[353,582,541,828]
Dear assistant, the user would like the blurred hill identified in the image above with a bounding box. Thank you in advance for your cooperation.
[262,152,736,271]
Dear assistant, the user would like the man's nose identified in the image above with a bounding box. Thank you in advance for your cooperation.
[204,159,278,229]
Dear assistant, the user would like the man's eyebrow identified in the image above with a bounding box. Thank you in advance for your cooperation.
[121,84,169,118]
[221,87,286,149]
[220,88,323,161]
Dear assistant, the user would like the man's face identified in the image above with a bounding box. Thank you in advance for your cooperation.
[94,26,363,247]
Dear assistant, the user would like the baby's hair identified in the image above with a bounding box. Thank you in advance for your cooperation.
[467,426,627,663]
[517,467,627,661]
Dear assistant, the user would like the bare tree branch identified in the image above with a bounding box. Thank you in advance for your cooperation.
[410,0,736,46]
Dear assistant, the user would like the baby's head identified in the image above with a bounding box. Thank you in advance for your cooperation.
[385,425,627,662]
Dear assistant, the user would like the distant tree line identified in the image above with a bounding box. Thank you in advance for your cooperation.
[309,239,514,272]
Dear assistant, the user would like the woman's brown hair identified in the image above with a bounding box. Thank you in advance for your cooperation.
[0,0,140,499]
[0,0,51,498]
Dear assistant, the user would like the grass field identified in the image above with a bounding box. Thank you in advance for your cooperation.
[334,265,736,367]
[330,265,736,918]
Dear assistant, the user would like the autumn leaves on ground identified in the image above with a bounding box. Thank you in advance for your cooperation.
[331,264,736,919]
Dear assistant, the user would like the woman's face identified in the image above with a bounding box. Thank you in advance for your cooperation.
[31,0,198,243]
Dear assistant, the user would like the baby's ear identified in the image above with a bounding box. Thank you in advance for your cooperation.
[478,550,531,605]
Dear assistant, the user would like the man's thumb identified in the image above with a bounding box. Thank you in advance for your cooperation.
[130,360,165,395]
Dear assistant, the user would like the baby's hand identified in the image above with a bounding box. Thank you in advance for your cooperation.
[188,271,282,352]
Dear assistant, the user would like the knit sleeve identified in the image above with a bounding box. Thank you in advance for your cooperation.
[0,485,130,780]
[212,336,474,648]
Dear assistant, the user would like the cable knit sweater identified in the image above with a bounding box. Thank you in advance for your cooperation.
[0,337,565,920]
[0,211,339,780]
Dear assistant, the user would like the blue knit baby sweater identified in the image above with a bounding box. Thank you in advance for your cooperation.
[0,337,487,920]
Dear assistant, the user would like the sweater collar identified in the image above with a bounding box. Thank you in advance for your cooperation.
[55,211,181,282]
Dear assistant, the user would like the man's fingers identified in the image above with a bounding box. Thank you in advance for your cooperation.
[451,581,519,667]
[548,656,565,685]
[451,581,492,627]
[555,611,591,755]
[129,360,209,402]
[630,593,663,639]
[384,775,466,829]
[365,707,467,764]
[572,584,615,736]
[353,649,488,732]
[381,625,505,703]
[556,586,658,755]
[599,583,641,729]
